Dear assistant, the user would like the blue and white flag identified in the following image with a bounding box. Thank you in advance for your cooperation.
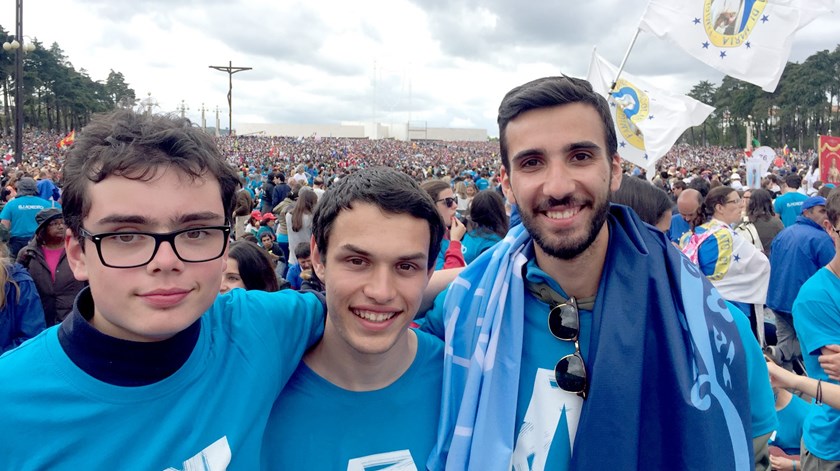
[587,50,714,170]
[639,0,835,92]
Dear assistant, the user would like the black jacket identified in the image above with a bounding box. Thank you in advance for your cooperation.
[17,239,87,327]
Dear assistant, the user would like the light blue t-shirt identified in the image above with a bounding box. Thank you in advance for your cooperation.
[262,330,444,470]
[774,192,808,227]
[422,256,775,470]
[793,267,840,461]
[770,393,811,456]
[0,196,60,238]
[0,288,324,470]
[461,229,502,265]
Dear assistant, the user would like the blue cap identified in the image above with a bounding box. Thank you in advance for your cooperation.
[802,196,826,212]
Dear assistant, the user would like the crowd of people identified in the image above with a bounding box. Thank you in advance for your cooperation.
[0,75,838,470]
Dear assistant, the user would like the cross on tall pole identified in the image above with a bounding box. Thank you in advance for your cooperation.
[209,61,252,135]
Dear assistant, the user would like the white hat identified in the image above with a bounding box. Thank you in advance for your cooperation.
[731,173,741,180]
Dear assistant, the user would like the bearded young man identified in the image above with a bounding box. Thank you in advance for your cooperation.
[421,76,772,471]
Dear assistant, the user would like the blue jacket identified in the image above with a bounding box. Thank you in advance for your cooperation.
[767,216,836,314]
[0,264,46,354]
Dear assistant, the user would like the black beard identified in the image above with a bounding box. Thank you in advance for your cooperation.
[521,197,611,260]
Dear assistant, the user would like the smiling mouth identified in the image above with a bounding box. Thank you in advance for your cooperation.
[352,309,398,323]
[544,207,583,220]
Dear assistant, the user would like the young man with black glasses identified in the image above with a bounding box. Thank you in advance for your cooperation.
[0,110,326,469]
[421,76,772,470]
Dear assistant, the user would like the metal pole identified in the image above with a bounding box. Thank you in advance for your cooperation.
[13,0,24,164]
[209,61,252,136]
[610,28,641,93]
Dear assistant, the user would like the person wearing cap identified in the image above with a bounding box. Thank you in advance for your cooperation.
[17,208,86,327]
[0,177,61,258]
[768,196,836,372]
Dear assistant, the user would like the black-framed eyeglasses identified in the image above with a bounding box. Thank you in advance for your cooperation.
[547,296,588,399]
[436,196,458,207]
[79,224,231,269]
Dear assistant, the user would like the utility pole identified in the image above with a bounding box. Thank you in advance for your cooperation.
[209,61,252,135]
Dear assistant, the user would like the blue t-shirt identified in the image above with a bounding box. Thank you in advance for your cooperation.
[461,229,502,265]
[0,196,60,238]
[774,192,808,227]
[286,263,303,290]
[793,267,840,461]
[422,256,775,469]
[770,393,811,456]
[667,213,690,244]
[0,289,324,470]
[262,330,443,470]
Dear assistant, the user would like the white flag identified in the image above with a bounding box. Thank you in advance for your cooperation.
[639,0,834,92]
[586,50,715,169]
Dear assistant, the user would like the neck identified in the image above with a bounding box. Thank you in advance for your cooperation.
[533,222,610,299]
[827,256,840,279]
[774,387,792,411]
[304,324,417,392]
[43,238,64,249]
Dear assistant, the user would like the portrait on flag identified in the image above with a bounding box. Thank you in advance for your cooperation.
[639,0,834,92]
[587,50,714,169]
[820,135,840,185]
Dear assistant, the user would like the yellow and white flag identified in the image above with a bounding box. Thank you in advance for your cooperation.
[587,50,714,169]
[639,0,834,92]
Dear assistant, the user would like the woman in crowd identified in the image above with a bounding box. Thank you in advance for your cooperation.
[611,175,673,232]
[681,186,771,338]
[461,190,508,264]
[286,187,318,265]
[454,180,470,216]
[17,209,86,327]
[220,240,281,293]
[272,179,299,265]
[421,179,466,269]
[746,188,784,257]
[0,242,45,354]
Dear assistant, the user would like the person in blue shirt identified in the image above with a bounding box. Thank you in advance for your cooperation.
[792,188,840,469]
[461,189,508,264]
[774,174,809,227]
[423,76,768,471]
[0,110,327,470]
[36,168,61,203]
[262,167,446,470]
[285,242,313,290]
[668,188,702,244]
[0,176,61,258]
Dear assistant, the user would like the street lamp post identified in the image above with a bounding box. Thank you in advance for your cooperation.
[209,61,252,135]
[177,99,189,119]
[3,0,34,164]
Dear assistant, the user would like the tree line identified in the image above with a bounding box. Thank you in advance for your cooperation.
[1,24,136,137]
[684,45,840,151]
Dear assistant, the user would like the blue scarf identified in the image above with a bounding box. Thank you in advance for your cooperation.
[429,204,753,470]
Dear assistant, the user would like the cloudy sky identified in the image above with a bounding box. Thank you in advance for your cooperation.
[10,0,839,136]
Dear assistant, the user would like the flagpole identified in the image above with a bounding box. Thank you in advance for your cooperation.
[610,28,641,93]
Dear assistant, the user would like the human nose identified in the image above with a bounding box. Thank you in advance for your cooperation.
[541,159,575,199]
[363,266,396,303]
[146,238,184,272]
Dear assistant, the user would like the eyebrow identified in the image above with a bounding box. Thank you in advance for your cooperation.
[340,243,427,262]
[511,140,603,163]
[94,211,225,227]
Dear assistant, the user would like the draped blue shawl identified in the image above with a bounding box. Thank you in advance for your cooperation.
[428,204,753,470]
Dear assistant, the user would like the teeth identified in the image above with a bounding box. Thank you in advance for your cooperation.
[354,310,397,323]
[545,208,580,219]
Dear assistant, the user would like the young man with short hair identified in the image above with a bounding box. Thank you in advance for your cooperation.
[793,188,840,468]
[422,76,772,470]
[0,110,326,470]
[285,241,312,290]
[262,166,445,470]
[775,174,809,227]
